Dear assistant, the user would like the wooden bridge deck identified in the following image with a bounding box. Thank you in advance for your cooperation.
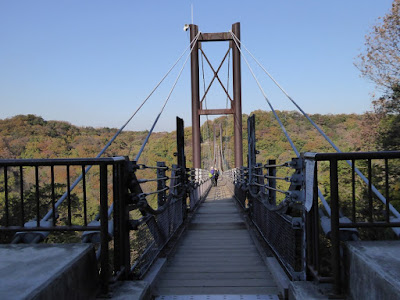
[153,181,280,297]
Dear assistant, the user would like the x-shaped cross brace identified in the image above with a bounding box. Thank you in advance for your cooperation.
[200,48,233,104]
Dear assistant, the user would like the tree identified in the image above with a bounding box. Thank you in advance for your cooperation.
[356,0,400,90]
[356,1,400,150]
[373,85,400,150]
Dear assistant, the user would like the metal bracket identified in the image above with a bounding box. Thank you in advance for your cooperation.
[292,217,303,229]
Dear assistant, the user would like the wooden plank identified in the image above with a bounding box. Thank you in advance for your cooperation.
[179,238,254,244]
[165,264,268,273]
[196,207,239,213]
[153,185,279,296]
[203,199,232,203]
[200,199,234,203]
[171,250,262,255]
[157,279,276,288]
[154,286,279,295]
[192,216,243,223]
[186,229,249,235]
[178,239,253,245]
[169,257,263,264]
[180,232,250,239]
[182,233,251,240]
[188,223,246,230]
[176,244,253,250]
[160,271,271,280]
[185,235,250,240]
[173,257,265,268]
[173,250,261,257]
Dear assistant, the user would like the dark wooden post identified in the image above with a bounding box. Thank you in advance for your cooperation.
[232,22,243,168]
[190,24,201,169]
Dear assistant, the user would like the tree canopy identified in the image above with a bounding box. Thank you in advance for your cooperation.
[356,0,400,90]
[356,0,400,151]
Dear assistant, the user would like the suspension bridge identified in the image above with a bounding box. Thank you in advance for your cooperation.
[1,23,400,300]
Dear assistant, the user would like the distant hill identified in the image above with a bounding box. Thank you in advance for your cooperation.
[0,112,382,244]
[0,112,375,167]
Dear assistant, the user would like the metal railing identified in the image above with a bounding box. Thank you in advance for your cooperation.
[0,156,212,294]
[0,156,128,294]
[0,117,213,296]
[189,168,212,210]
[303,151,400,295]
[225,115,307,280]
[229,115,400,295]
[227,158,306,280]
[127,162,210,278]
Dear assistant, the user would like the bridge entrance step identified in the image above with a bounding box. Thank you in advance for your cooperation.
[0,244,98,300]
[152,185,280,297]
[346,240,400,300]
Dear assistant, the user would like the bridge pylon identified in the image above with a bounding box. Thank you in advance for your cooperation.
[189,22,243,169]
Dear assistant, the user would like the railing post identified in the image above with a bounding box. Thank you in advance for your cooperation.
[256,163,264,195]
[113,158,131,280]
[99,163,109,295]
[176,117,187,217]
[305,159,321,278]
[330,159,341,295]
[196,169,201,202]
[267,159,276,205]
[157,162,167,207]
[247,114,257,198]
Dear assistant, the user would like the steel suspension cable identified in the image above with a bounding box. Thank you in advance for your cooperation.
[231,32,400,219]
[224,51,231,170]
[135,31,201,161]
[201,50,213,166]
[230,31,299,157]
[83,31,203,227]
[230,31,331,215]
[40,31,202,222]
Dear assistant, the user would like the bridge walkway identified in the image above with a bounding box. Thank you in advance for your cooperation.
[152,180,280,297]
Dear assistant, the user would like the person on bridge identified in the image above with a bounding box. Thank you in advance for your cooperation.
[214,169,219,186]
[209,167,216,186]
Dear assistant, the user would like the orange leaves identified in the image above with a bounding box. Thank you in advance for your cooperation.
[356,0,400,89]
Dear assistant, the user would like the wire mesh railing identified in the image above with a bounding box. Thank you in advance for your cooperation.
[227,114,306,279]
[226,157,306,280]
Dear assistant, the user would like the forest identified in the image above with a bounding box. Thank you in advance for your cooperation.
[0,111,372,166]
[1,0,400,244]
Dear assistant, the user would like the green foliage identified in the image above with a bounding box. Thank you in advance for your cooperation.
[355,0,400,89]
[0,112,382,243]
[373,85,400,150]
[355,1,400,152]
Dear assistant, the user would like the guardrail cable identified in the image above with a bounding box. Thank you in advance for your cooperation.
[16,32,202,243]
[230,31,332,216]
[135,31,201,161]
[232,30,400,219]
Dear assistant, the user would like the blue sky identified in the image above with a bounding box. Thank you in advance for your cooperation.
[0,0,394,132]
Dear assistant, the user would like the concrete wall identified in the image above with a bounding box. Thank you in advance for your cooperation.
[346,241,400,300]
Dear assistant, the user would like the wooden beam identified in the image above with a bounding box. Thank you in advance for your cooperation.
[199,32,232,42]
[199,109,234,115]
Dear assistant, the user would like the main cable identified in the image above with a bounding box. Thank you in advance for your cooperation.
[135,31,201,161]
[230,31,299,157]
[40,31,201,222]
[201,50,213,167]
[230,31,331,215]
[231,31,400,219]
